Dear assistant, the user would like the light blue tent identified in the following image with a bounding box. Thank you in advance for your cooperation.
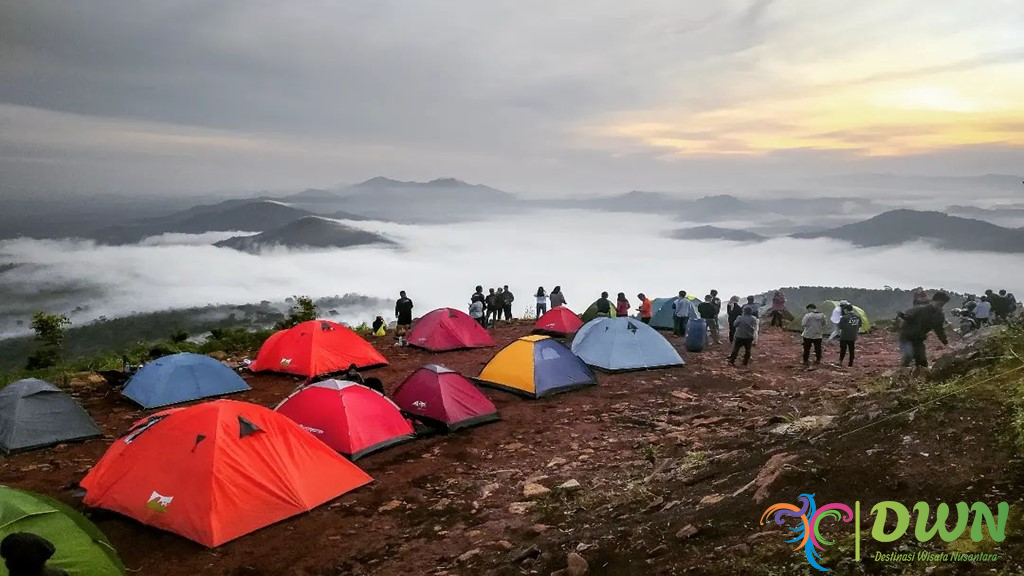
[121,353,251,409]
[570,317,685,372]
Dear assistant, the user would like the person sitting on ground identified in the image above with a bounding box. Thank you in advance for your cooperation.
[502,285,515,322]
[698,295,721,345]
[896,291,950,375]
[372,316,386,336]
[672,291,693,337]
[394,290,414,332]
[595,291,613,317]
[637,293,652,324]
[729,307,758,366]
[616,292,631,317]
[801,304,827,367]
[535,287,548,319]
[549,286,566,308]
[1,532,70,576]
[838,303,862,367]
[770,290,787,327]
[343,363,365,385]
[962,294,978,318]
[726,296,743,343]
[974,296,992,326]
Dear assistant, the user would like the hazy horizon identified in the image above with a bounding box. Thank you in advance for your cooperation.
[2,209,1021,337]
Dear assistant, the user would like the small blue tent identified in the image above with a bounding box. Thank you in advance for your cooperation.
[571,317,685,372]
[121,353,251,409]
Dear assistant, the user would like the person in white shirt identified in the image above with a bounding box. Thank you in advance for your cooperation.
[535,287,549,318]
[975,296,992,326]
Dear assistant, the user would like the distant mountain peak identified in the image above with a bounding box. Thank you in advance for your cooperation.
[425,177,468,187]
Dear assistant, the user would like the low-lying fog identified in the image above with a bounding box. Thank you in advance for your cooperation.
[2,209,1022,337]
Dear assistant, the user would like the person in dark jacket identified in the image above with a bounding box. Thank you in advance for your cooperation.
[709,290,722,316]
[502,285,514,321]
[471,286,485,304]
[595,292,613,317]
[549,286,566,308]
[897,291,950,372]
[344,363,365,385]
[728,308,758,366]
[394,291,414,331]
[726,296,743,343]
[697,295,720,344]
[1,532,69,576]
[485,288,500,327]
[837,304,862,367]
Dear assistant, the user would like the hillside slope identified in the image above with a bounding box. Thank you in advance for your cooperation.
[214,216,397,253]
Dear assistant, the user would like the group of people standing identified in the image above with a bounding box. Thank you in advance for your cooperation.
[956,289,1018,328]
[468,285,517,327]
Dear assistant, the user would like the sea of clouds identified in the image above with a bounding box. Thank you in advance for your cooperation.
[1,209,1022,337]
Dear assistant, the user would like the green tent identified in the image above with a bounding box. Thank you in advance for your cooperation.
[0,486,125,576]
[786,301,872,334]
[580,299,618,323]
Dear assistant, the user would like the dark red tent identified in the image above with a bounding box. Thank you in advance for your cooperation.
[393,364,499,431]
[405,308,495,352]
[274,380,415,460]
[250,320,387,378]
[532,306,583,337]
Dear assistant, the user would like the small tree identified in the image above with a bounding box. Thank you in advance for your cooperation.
[274,295,318,330]
[26,312,71,370]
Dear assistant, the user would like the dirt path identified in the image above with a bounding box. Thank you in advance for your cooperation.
[3,320,982,575]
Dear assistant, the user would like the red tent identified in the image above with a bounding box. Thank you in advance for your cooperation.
[79,400,371,547]
[274,380,416,460]
[250,320,387,378]
[405,308,495,351]
[393,364,499,432]
[532,306,583,337]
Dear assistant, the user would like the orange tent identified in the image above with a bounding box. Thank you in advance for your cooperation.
[79,400,372,547]
[250,319,388,378]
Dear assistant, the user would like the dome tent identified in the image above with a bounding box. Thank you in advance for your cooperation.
[570,317,685,372]
[121,353,251,409]
[0,485,126,576]
[250,319,388,378]
[532,306,583,337]
[80,400,371,547]
[649,295,698,330]
[393,364,499,431]
[275,380,416,460]
[0,379,102,454]
[405,308,495,351]
[476,335,597,398]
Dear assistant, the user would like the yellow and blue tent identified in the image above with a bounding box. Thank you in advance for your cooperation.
[475,335,597,399]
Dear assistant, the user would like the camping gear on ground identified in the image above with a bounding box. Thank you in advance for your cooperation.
[0,485,126,576]
[250,319,388,378]
[275,380,415,459]
[476,335,597,398]
[404,308,495,352]
[571,317,685,372]
[685,318,708,352]
[0,379,102,454]
[79,400,371,548]
[120,352,251,409]
[393,365,499,431]
[532,306,583,337]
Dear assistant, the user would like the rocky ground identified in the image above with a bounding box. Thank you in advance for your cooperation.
[3,320,1023,575]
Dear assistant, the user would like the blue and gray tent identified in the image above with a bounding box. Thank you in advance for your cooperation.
[0,379,102,454]
[121,353,251,409]
[570,317,685,372]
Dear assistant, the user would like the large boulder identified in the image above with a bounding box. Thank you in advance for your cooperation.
[930,325,1007,381]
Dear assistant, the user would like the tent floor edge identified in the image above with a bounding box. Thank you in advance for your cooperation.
[1,433,105,455]
[588,363,685,374]
[446,413,502,432]
[472,379,542,399]
[535,381,598,399]
[347,433,417,461]
[122,387,251,410]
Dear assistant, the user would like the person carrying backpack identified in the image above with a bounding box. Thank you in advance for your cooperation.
[837,304,862,367]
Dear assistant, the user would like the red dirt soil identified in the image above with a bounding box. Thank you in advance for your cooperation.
[1,320,989,575]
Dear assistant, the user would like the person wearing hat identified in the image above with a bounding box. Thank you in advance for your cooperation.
[896,291,950,374]
[801,303,827,367]
[1,532,70,576]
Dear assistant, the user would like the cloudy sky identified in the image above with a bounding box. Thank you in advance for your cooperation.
[2,0,1023,196]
